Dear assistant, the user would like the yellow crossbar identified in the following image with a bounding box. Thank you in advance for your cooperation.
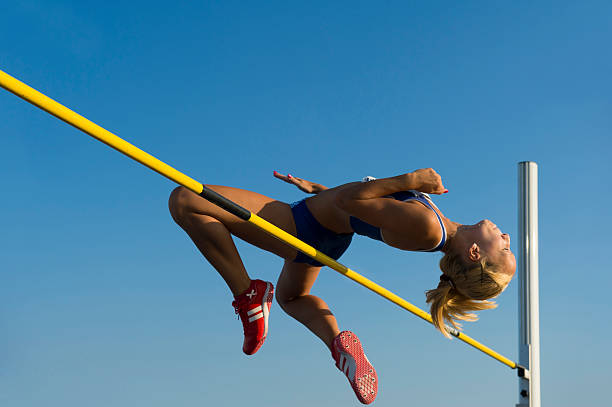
[0,69,519,370]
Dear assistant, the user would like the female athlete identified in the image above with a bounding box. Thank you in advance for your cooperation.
[167,168,516,404]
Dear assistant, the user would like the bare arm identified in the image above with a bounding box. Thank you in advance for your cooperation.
[334,169,447,243]
[335,168,446,203]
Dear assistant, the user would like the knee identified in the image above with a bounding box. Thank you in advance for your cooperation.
[275,289,297,312]
[168,186,193,223]
[276,288,307,314]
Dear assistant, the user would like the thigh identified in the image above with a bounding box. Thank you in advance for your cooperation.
[276,260,322,301]
[181,184,299,260]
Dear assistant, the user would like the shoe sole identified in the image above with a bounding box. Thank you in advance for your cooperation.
[334,331,377,404]
[262,282,273,340]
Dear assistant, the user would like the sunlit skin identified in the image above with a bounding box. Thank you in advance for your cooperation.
[277,170,517,278]
[168,168,516,352]
[441,219,517,277]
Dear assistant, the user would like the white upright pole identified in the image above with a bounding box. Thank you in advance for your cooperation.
[517,162,541,407]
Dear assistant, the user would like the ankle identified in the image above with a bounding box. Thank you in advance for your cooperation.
[232,279,253,298]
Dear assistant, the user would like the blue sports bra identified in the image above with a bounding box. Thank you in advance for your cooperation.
[348,181,447,252]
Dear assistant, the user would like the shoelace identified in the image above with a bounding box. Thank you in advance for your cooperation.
[232,302,241,320]
[232,300,252,332]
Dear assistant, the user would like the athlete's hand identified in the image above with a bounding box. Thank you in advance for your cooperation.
[411,168,448,195]
[273,171,328,194]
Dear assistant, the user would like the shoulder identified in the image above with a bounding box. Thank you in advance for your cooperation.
[419,212,444,248]
[406,202,443,245]
[380,201,443,250]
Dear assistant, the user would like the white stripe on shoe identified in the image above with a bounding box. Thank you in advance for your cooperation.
[338,352,356,380]
[248,311,263,322]
[247,306,262,316]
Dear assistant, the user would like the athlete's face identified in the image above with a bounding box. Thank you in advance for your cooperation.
[456,220,516,277]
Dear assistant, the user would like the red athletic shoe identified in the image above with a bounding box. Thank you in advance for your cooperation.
[232,279,274,355]
[332,330,378,404]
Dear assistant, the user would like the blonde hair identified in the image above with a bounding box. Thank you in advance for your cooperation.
[425,252,513,338]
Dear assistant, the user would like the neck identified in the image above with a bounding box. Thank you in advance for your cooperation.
[440,217,462,253]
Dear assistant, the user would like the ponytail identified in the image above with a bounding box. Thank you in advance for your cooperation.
[426,252,512,338]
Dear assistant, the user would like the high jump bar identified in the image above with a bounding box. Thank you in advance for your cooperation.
[0,69,524,373]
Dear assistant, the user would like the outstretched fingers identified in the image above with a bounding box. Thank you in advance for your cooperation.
[273,170,308,191]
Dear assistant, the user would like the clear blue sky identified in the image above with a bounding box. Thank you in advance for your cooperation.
[1,1,610,406]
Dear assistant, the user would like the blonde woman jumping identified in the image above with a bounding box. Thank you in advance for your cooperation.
[167,168,516,404]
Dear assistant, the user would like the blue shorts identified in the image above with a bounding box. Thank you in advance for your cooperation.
[290,199,353,267]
